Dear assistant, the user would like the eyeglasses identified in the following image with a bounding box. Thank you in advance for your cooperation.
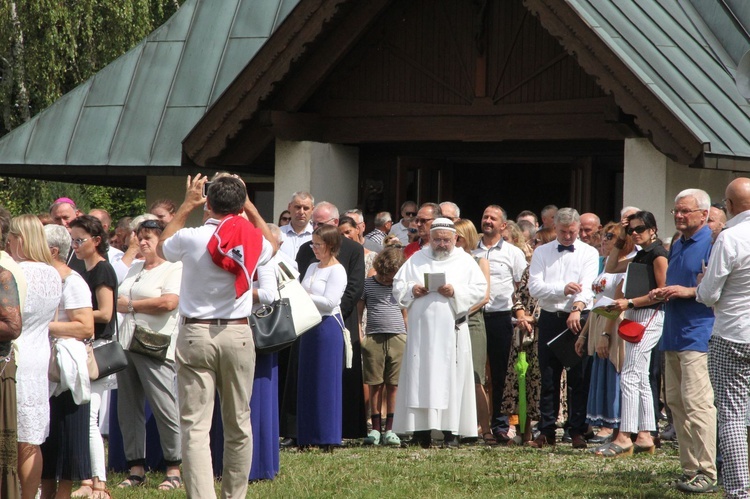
[414,217,434,225]
[311,218,335,228]
[138,220,161,230]
[670,208,703,216]
[311,242,326,249]
[72,238,89,246]
[625,225,649,235]
[404,211,417,217]
[603,233,616,240]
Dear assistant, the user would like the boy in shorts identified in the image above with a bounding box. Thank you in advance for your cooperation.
[357,247,407,446]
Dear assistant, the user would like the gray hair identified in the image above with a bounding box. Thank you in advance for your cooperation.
[541,205,558,217]
[44,224,72,262]
[675,189,711,210]
[401,200,417,211]
[620,206,641,217]
[439,201,460,218]
[267,223,283,245]
[290,191,314,205]
[420,202,442,218]
[374,211,392,227]
[554,207,580,225]
[130,213,158,231]
[344,209,363,223]
[517,219,537,239]
[313,201,340,220]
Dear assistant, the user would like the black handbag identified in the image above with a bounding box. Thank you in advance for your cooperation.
[250,298,297,354]
[89,340,128,380]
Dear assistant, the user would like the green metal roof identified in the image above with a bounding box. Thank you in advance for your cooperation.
[566,0,750,160]
[0,0,299,173]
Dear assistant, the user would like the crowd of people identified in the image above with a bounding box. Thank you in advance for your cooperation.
[1,174,750,497]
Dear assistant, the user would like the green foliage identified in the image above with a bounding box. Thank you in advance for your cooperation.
[0,178,145,221]
[0,0,183,216]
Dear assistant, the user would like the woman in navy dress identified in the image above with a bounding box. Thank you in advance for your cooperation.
[297,225,347,448]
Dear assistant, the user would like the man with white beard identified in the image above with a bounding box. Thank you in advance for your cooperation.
[392,218,487,448]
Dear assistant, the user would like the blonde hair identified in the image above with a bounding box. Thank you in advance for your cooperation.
[10,214,55,265]
[454,219,480,253]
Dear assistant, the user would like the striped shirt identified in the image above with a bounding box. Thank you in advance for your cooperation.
[362,276,406,335]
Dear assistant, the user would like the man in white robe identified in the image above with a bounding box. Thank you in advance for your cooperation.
[392,218,487,447]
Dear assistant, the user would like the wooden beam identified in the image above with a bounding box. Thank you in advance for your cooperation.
[263,110,625,142]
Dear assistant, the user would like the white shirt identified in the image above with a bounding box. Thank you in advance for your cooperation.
[301,262,347,316]
[279,222,313,261]
[255,251,298,307]
[528,239,599,313]
[472,239,526,311]
[696,210,750,343]
[389,220,411,245]
[162,218,273,319]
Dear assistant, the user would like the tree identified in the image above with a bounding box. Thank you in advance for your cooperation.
[0,1,184,217]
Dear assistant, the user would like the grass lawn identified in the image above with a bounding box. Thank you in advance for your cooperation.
[105,439,688,498]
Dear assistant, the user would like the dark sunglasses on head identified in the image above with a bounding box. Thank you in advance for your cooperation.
[626,225,649,235]
[603,233,616,240]
[138,220,161,231]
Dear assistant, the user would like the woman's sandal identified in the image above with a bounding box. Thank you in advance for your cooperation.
[595,442,634,458]
[158,475,183,491]
[482,432,498,446]
[633,443,656,455]
[117,474,146,488]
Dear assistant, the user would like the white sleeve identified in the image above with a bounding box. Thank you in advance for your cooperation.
[256,260,279,305]
[696,236,734,307]
[528,247,564,300]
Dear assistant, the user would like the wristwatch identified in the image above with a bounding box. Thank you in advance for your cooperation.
[127,300,135,314]
[571,305,582,313]
[627,300,635,309]
[601,331,610,337]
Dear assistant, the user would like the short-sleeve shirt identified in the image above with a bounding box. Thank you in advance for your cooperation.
[58,271,92,320]
[630,240,669,310]
[362,276,406,335]
[662,226,714,352]
[162,219,272,319]
[473,239,527,312]
[80,260,118,339]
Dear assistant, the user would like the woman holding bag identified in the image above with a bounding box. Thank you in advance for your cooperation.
[114,219,182,491]
[596,211,667,457]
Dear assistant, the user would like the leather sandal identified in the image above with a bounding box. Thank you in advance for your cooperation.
[595,442,634,458]
[117,474,146,488]
[158,475,183,490]
[482,432,498,446]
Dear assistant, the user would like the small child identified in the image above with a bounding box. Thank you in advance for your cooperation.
[357,247,407,446]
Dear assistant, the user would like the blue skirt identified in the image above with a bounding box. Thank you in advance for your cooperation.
[209,352,280,481]
[586,355,621,428]
[297,315,343,446]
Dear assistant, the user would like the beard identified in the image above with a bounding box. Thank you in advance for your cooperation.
[431,246,451,260]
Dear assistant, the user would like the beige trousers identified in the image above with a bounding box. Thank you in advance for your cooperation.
[665,350,717,479]
[176,323,255,499]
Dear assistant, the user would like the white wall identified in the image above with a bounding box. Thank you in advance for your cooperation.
[623,138,735,238]
[274,140,359,216]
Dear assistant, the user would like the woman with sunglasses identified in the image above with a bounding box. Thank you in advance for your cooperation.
[596,211,668,457]
[575,221,634,448]
[114,219,182,491]
[6,215,62,498]
[67,215,117,498]
[277,210,292,226]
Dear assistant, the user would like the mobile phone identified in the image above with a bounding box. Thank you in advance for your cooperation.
[202,181,212,197]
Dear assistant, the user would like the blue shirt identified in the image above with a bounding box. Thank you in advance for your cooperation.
[661,225,715,352]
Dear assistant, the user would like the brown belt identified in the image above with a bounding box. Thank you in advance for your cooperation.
[183,317,249,326]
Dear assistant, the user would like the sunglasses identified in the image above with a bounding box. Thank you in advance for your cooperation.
[414,217,434,225]
[626,225,649,235]
[603,233,616,240]
[404,211,417,217]
[280,216,292,222]
[138,220,161,230]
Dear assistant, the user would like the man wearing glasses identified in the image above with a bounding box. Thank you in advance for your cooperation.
[389,201,418,245]
[651,189,717,494]
[404,203,442,259]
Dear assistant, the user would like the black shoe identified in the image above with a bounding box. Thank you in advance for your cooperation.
[562,428,572,443]
[442,431,459,449]
[413,430,432,449]
[280,437,297,449]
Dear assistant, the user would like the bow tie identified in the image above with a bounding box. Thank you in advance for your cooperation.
[557,244,575,253]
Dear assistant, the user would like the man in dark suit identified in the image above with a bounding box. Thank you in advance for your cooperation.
[280,201,366,446]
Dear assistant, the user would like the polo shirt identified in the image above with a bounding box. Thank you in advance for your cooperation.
[662,225,714,352]
[162,218,272,319]
[472,238,526,311]
[389,220,411,245]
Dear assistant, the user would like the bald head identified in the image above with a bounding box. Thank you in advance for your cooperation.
[725,178,750,216]
[579,213,601,244]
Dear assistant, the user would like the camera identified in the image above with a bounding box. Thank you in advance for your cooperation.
[202,181,212,197]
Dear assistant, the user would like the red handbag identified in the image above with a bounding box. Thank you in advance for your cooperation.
[617,307,660,343]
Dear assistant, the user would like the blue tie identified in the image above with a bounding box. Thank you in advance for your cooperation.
[558,244,575,253]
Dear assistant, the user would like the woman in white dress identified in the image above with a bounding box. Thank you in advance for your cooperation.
[7,215,62,499]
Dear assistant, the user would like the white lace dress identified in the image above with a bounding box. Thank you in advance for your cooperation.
[16,262,62,444]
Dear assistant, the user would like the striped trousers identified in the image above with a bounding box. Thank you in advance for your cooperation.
[619,308,663,434]
[708,335,750,498]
